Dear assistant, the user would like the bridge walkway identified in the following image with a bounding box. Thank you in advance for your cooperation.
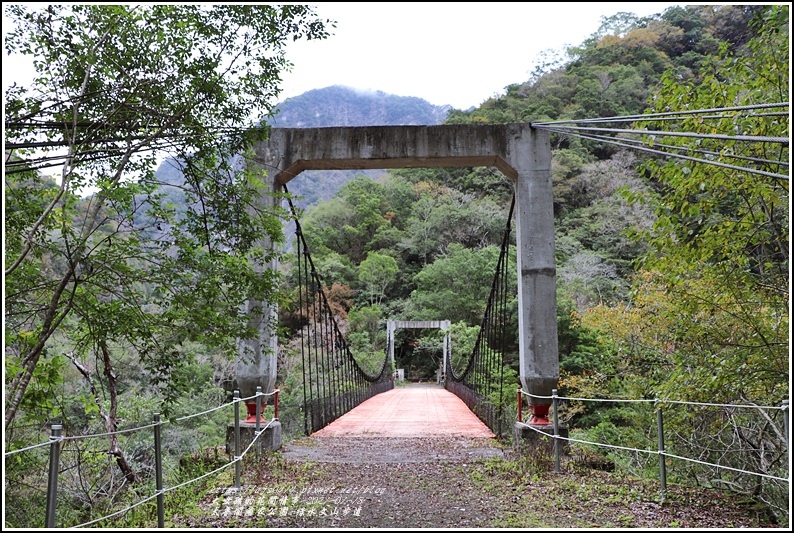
[312,383,495,438]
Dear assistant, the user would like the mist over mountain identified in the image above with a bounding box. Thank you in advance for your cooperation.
[270,85,452,128]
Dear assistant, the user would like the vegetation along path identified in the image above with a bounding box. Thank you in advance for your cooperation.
[172,386,777,528]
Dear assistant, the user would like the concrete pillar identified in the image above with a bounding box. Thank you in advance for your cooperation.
[236,287,278,398]
[387,320,396,372]
[235,165,279,400]
[226,420,283,454]
[510,126,558,422]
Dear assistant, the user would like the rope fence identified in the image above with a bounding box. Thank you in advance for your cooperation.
[516,388,790,500]
[5,388,280,528]
[24,383,787,526]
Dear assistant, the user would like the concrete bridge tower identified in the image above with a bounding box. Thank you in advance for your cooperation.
[241,123,558,425]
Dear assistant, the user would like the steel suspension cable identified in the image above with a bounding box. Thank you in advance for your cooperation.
[548,130,790,181]
[570,131,789,168]
[283,184,391,433]
[532,102,789,126]
[495,198,514,435]
[533,123,789,145]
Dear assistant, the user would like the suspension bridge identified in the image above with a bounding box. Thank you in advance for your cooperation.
[232,103,789,448]
[7,104,788,528]
[236,123,557,446]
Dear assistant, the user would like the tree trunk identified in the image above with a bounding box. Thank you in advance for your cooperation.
[70,344,138,484]
[4,274,77,431]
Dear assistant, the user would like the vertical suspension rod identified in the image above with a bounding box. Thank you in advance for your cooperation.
[314,267,328,424]
[285,185,312,436]
[309,260,323,430]
[496,194,516,435]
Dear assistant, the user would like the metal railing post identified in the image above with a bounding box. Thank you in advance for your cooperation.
[255,386,262,456]
[782,400,789,457]
[45,424,62,528]
[552,389,561,474]
[234,390,241,488]
[153,413,164,528]
[656,399,667,501]
[274,388,279,420]
[517,389,522,423]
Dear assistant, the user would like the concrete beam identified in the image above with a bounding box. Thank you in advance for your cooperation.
[254,124,521,186]
[391,320,451,330]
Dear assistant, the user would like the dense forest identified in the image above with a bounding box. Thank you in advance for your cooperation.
[4,4,789,527]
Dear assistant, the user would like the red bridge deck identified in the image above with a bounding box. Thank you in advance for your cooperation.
[312,384,495,438]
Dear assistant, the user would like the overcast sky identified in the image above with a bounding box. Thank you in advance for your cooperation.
[278,2,685,110]
[2,2,686,112]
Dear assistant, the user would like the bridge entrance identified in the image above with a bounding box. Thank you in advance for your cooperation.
[238,124,559,440]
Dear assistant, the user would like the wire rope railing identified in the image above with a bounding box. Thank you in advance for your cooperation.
[4,389,279,528]
[8,384,787,527]
[516,389,790,505]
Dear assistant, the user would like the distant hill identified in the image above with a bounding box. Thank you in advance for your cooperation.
[270,85,451,128]
[266,85,452,207]
[153,85,452,211]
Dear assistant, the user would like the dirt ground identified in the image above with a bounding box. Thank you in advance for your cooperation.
[177,434,781,529]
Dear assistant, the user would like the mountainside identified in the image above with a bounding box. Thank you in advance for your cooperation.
[269,85,452,128]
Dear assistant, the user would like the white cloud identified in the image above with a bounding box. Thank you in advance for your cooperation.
[279,2,684,109]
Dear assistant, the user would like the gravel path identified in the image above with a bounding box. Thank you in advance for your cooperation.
[176,386,777,528]
[181,434,776,529]
[281,435,504,463]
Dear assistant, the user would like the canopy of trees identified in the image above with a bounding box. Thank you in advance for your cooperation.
[4,4,332,526]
